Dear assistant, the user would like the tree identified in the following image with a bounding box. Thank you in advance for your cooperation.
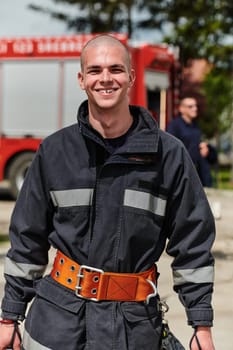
[28,0,137,36]
[28,0,170,38]
[201,67,233,137]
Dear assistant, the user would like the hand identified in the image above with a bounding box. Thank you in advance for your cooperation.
[0,323,21,350]
[190,326,215,350]
[199,142,209,158]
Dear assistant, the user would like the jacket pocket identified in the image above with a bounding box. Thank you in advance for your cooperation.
[120,300,160,322]
[25,276,86,350]
[120,300,162,349]
[34,275,85,314]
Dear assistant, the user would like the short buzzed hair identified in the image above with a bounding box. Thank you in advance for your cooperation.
[180,95,197,104]
[80,34,131,71]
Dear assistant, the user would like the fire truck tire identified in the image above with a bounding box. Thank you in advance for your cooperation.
[8,152,35,200]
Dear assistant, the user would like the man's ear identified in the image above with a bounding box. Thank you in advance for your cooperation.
[78,72,85,90]
[129,69,136,87]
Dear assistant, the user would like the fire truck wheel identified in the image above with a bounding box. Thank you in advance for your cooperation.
[8,152,35,200]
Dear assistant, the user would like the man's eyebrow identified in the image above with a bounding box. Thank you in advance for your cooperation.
[110,64,125,68]
[86,64,125,70]
[86,65,101,70]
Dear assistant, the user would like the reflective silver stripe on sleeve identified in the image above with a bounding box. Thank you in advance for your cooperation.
[23,329,52,350]
[50,188,94,207]
[173,266,214,286]
[4,257,46,280]
[124,189,166,216]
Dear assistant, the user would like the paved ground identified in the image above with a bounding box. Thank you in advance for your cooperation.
[0,187,232,349]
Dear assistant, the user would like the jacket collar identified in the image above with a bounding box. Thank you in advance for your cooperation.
[77,100,160,154]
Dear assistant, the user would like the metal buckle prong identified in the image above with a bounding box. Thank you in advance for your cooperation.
[75,264,104,301]
[145,279,157,304]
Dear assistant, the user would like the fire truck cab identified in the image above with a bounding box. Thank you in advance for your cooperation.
[0,34,179,198]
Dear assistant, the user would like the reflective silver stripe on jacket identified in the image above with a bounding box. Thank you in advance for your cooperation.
[173,266,214,286]
[4,257,46,280]
[124,189,166,216]
[50,188,94,207]
[23,329,52,350]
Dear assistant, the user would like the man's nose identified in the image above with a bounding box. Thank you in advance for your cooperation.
[100,69,112,82]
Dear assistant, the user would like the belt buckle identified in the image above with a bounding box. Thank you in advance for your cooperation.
[75,264,104,301]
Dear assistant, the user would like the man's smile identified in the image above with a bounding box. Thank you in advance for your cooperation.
[95,88,118,95]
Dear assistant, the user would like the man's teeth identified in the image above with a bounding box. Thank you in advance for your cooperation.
[100,89,113,93]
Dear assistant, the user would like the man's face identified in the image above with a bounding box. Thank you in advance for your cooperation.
[78,44,135,111]
[179,98,198,120]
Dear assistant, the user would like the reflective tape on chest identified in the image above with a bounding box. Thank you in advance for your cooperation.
[124,189,166,216]
[50,188,94,207]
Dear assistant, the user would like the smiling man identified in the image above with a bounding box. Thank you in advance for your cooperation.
[0,35,215,350]
[78,35,135,138]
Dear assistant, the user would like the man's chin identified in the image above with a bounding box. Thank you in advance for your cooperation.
[95,100,118,110]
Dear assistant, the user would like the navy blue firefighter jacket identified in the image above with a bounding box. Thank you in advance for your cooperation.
[1,101,215,350]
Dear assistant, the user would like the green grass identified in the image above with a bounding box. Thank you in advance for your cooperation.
[213,167,233,190]
[0,234,10,243]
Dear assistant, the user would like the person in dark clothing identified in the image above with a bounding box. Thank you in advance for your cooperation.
[166,97,216,187]
[0,35,215,350]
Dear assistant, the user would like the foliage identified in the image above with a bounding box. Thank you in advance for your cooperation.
[200,67,233,138]
[28,0,138,36]
[161,0,233,66]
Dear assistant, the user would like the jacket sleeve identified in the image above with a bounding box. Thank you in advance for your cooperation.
[164,140,215,328]
[1,144,54,320]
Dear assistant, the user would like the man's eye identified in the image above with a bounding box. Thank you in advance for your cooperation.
[111,68,124,73]
[87,69,101,74]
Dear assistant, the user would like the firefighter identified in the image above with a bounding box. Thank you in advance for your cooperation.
[0,35,215,350]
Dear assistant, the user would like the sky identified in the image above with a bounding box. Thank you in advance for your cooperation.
[0,0,162,42]
[0,0,74,37]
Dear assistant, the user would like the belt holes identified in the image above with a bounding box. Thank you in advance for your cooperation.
[70,265,76,272]
[67,278,72,284]
[93,275,99,283]
[55,271,60,278]
[91,288,97,295]
[59,258,65,265]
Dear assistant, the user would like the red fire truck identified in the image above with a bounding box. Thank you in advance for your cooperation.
[0,33,180,198]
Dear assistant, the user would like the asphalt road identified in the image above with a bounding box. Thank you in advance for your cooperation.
[0,187,233,349]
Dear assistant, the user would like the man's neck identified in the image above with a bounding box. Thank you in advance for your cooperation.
[88,104,133,138]
[181,114,192,124]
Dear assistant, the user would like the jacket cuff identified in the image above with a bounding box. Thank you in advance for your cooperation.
[1,297,27,320]
[186,308,213,327]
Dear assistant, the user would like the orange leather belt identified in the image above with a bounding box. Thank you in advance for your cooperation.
[51,250,157,303]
